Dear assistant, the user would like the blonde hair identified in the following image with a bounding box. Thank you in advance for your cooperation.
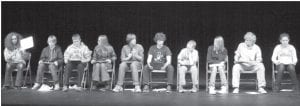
[213,36,225,51]
[98,35,109,46]
[244,32,256,41]
[47,35,57,44]
[126,33,136,43]
[186,40,196,48]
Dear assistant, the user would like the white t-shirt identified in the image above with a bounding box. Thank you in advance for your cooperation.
[271,44,297,65]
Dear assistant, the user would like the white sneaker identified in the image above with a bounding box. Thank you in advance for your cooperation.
[32,83,40,90]
[191,87,198,93]
[232,88,239,94]
[54,84,60,90]
[62,86,68,92]
[258,88,267,94]
[134,85,141,92]
[218,86,228,94]
[112,85,123,92]
[209,87,216,94]
[178,86,185,93]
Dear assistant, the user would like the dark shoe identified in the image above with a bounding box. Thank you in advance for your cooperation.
[292,85,300,93]
[2,86,11,90]
[15,86,22,90]
[91,85,97,91]
[273,86,280,93]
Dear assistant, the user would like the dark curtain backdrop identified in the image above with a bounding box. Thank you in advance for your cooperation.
[2,2,300,85]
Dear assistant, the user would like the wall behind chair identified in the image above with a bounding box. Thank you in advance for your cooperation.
[2,2,300,84]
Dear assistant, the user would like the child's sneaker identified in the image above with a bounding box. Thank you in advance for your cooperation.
[232,88,239,94]
[209,86,216,94]
[112,85,123,92]
[134,85,141,92]
[258,87,267,94]
[54,84,60,90]
[178,86,185,93]
[218,86,228,94]
[32,83,41,90]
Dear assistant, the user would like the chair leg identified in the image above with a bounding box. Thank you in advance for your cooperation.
[206,72,208,92]
[29,68,33,87]
[149,72,152,89]
[111,71,114,90]
[90,81,93,91]
[23,69,29,87]
[176,70,179,91]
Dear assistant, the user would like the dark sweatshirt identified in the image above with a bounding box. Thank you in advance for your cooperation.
[39,45,64,65]
[206,45,227,64]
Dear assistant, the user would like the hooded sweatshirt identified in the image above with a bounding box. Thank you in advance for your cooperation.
[64,42,92,63]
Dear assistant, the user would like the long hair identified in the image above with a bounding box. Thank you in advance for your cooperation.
[213,36,225,52]
[98,35,110,46]
[4,32,23,51]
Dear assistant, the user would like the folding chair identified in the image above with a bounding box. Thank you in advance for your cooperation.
[123,62,143,89]
[11,53,32,88]
[205,56,229,92]
[41,62,63,89]
[272,63,293,90]
[177,61,200,91]
[238,64,258,90]
[65,63,90,89]
[149,68,169,89]
[90,60,116,91]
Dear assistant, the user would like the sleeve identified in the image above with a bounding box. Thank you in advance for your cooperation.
[148,46,154,55]
[39,48,46,61]
[138,45,144,62]
[82,46,92,63]
[92,47,97,61]
[255,45,263,62]
[206,46,214,64]
[177,49,184,60]
[271,45,279,63]
[64,46,71,62]
[222,48,228,61]
[111,46,117,61]
[4,48,13,62]
[234,43,242,62]
[165,46,172,56]
[291,45,298,65]
[56,47,64,65]
[121,46,126,61]
[194,50,199,63]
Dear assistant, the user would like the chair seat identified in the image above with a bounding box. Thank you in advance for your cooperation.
[152,70,166,73]
[207,70,229,73]
[241,70,256,73]
[274,71,289,74]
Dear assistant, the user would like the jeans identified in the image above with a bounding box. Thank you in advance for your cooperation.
[63,61,85,87]
[178,65,199,86]
[143,64,174,85]
[35,63,59,84]
[208,64,228,87]
[92,63,112,82]
[275,64,299,89]
[232,63,266,88]
[4,63,25,87]
[116,61,142,86]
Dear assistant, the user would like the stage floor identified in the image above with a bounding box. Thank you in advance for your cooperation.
[2,88,300,106]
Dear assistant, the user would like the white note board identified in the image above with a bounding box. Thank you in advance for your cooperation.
[20,36,34,50]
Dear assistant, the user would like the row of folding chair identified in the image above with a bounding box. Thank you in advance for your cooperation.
[7,54,293,92]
